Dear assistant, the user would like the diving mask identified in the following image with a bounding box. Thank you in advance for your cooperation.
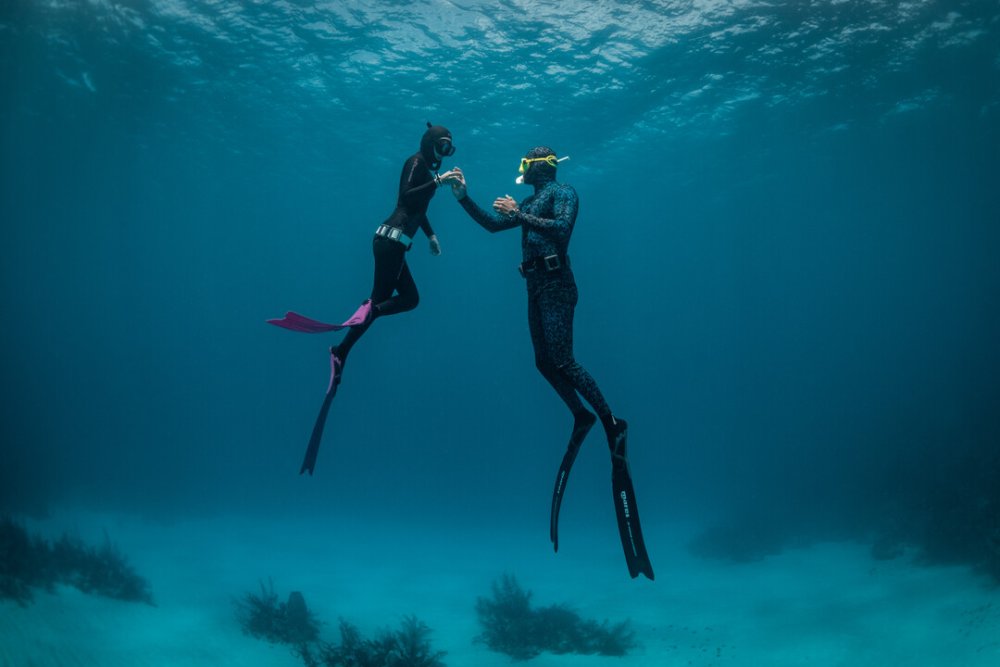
[515,155,569,184]
[434,137,456,159]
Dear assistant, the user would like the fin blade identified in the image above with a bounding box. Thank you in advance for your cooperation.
[268,311,342,333]
[550,450,576,552]
[608,420,654,580]
[550,412,597,551]
[299,354,343,475]
[612,464,655,580]
[300,387,335,475]
[268,302,373,334]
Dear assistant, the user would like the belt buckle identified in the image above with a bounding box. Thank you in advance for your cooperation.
[544,254,561,271]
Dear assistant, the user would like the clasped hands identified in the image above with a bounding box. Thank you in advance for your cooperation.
[438,167,519,215]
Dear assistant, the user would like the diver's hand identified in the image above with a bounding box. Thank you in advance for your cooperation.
[429,234,442,256]
[438,168,462,183]
[439,167,467,200]
[493,195,518,215]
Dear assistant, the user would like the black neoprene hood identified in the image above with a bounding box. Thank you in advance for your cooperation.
[420,123,452,169]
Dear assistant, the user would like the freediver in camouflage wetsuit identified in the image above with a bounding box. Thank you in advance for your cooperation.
[442,147,654,580]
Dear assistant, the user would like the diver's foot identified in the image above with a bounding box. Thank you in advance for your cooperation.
[604,417,628,466]
[328,346,345,389]
[343,299,375,328]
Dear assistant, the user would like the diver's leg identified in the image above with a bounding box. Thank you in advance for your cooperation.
[537,280,613,421]
[374,257,419,316]
[336,238,404,362]
[531,282,601,550]
[529,287,589,415]
[537,282,654,578]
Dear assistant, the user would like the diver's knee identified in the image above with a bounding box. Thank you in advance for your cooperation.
[400,291,419,312]
[555,358,581,376]
[535,355,555,374]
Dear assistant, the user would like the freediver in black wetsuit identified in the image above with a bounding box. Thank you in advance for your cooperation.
[268,123,458,475]
[441,148,654,580]
[332,123,457,369]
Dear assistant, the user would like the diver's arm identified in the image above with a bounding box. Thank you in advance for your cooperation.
[403,179,437,198]
[399,156,437,204]
[443,167,519,233]
[459,195,520,233]
[417,215,441,255]
[419,214,435,239]
[513,185,577,245]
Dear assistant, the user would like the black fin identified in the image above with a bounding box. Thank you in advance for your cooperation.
[550,411,597,551]
[300,353,343,476]
[608,420,654,580]
[300,383,337,475]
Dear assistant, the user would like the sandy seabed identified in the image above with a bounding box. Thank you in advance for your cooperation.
[2,509,998,667]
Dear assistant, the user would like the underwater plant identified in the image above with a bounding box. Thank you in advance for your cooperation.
[474,573,636,660]
[53,533,154,604]
[1,516,153,606]
[298,615,446,667]
[474,574,538,660]
[1,516,49,605]
[235,579,320,644]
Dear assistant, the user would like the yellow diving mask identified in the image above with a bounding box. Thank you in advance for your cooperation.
[516,155,570,184]
[518,155,570,173]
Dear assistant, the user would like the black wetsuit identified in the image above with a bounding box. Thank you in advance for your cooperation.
[337,152,440,360]
[457,179,612,422]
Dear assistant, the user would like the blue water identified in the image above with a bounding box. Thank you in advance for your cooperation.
[2,0,999,662]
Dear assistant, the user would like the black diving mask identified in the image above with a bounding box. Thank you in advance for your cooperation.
[434,137,456,158]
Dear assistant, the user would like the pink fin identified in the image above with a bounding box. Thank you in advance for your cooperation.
[266,301,374,334]
[267,312,340,333]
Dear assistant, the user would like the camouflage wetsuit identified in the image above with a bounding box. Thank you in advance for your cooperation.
[456,155,612,422]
